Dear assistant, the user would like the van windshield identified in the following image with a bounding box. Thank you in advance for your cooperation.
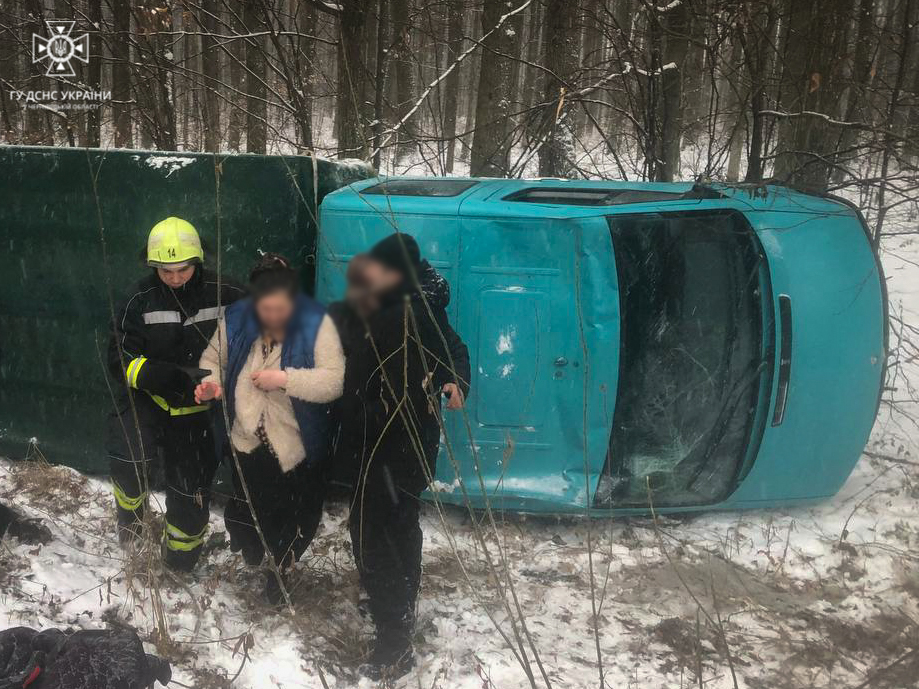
[599,210,772,508]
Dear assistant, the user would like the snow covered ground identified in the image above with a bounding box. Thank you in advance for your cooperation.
[2,232,918,689]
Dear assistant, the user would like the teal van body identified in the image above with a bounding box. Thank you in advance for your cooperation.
[316,178,887,515]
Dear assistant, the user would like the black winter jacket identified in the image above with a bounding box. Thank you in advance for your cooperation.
[0,626,170,689]
[333,263,471,494]
[108,268,244,407]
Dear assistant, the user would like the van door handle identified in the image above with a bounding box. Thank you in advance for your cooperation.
[554,357,568,367]
[772,295,792,426]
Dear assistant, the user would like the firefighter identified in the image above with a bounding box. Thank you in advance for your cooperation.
[107,217,244,572]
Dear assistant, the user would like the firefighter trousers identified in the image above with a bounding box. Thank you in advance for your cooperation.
[107,392,219,571]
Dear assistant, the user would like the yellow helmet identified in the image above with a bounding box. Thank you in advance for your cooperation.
[147,217,204,267]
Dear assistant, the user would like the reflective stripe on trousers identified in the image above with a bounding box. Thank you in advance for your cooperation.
[164,521,207,551]
[112,480,146,511]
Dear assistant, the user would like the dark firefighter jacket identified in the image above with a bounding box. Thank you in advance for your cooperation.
[107,268,245,411]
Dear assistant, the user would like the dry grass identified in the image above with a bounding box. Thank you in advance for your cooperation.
[2,449,92,515]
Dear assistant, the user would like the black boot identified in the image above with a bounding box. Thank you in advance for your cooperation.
[163,544,200,573]
[229,529,264,566]
[362,628,414,680]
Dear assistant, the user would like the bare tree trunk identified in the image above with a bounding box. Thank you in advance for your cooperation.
[872,0,915,244]
[537,0,578,177]
[522,0,544,130]
[201,0,221,152]
[906,53,919,160]
[655,0,690,181]
[681,0,708,142]
[174,6,188,150]
[112,0,133,148]
[85,0,102,147]
[443,0,464,172]
[578,0,602,139]
[459,7,481,164]
[244,0,268,153]
[295,0,317,150]
[0,0,22,141]
[391,0,416,159]
[227,5,245,152]
[53,0,78,146]
[372,0,389,168]
[337,0,370,158]
[772,0,850,191]
[833,0,876,179]
[133,3,177,150]
[605,0,635,138]
[470,0,519,176]
[724,37,746,182]
[23,0,49,144]
[740,1,778,182]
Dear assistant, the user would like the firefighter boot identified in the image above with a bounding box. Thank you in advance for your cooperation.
[162,520,207,573]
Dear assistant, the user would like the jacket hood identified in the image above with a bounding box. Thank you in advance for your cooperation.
[376,259,451,311]
[417,260,450,309]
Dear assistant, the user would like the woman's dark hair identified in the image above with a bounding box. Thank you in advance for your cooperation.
[249,252,299,300]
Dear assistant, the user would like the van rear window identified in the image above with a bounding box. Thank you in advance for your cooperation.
[504,188,685,206]
[360,179,478,197]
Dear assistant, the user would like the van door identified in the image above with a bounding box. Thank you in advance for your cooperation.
[437,215,586,507]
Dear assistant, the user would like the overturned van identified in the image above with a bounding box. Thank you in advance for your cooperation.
[316,178,887,515]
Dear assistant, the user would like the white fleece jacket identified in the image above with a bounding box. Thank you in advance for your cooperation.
[199,315,345,472]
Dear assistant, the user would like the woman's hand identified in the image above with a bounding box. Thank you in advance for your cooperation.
[442,383,465,410]
[195,381,222,403]
[251,370,288,392]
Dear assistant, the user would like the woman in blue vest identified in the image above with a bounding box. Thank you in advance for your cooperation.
[195,254,345,602]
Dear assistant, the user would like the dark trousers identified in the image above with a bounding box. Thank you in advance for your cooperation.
[107,393,219,568]
[349,468,423,637]
[224,445,325,568]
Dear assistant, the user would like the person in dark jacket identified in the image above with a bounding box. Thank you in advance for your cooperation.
[334,234,470,678]
[326,253,470,493]
[107,217,244,572]
[195,254,345,603]
[0,626,170,689]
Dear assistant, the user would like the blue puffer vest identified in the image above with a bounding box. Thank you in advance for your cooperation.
[224,294,331,468]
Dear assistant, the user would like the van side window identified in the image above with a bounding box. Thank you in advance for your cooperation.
[600,210,772,507]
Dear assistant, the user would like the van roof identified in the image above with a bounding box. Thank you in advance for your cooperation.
[322,176,853,217]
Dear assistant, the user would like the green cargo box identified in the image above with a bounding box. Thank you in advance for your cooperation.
[0,145,372,473]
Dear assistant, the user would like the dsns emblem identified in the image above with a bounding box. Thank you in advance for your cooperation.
[33,20,89,78]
